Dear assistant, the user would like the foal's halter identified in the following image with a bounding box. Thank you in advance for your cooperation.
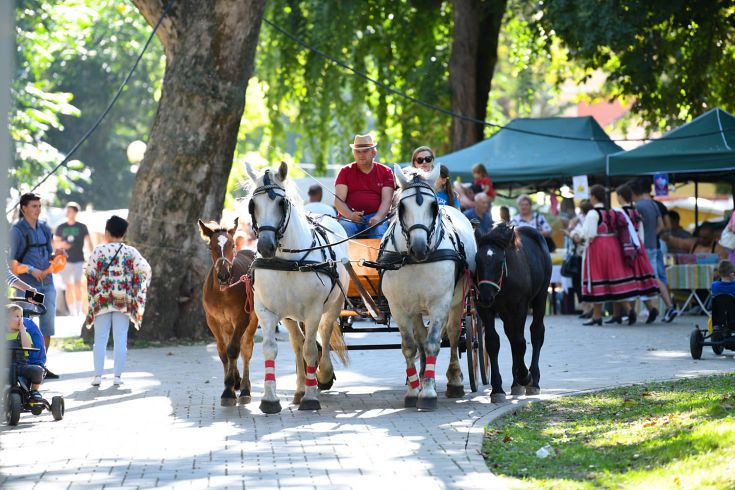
[248,169,291,240]
[397,174,440,247]
[477,253,508,293]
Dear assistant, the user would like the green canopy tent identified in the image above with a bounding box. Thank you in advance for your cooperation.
[437,116,623,186]
[607,108,735,226]
[606,108,735,178]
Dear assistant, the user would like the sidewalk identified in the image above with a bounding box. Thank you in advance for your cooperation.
[2,315,733,489]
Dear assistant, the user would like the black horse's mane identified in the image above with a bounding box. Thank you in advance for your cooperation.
[476,222,519,250]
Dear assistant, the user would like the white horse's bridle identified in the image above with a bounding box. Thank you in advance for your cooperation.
[248,169,292,241]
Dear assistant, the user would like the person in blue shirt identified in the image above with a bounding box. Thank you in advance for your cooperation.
[463,192,493,236]
[434,165,460,209]
[9,193,61,356]
[712,260,735,296]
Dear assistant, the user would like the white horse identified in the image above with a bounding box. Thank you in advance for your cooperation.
[245,161,349,414]
[381,165,477,410]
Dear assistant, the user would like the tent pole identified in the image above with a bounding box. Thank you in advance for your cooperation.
[694,178,699,227]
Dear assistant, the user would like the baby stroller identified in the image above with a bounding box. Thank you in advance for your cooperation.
[4,298,64,426]
[690,294,735,359]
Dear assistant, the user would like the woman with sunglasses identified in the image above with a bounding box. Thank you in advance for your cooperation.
[411,146,435,172]
[410,147,459,208]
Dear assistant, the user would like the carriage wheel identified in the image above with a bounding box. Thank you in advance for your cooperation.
[476,313,489,386]
[465,313,479,393]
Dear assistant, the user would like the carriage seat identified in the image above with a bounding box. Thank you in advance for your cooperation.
[711,294,735,333]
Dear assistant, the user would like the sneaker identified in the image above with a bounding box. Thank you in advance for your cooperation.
[662,306,678,323]
[29,390,43,401]
[113,376,123,386]
[44,368,60,379]
[91,376,102,387]
[645,308,658,325]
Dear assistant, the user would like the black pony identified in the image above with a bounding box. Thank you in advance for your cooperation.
[475,222,552,403]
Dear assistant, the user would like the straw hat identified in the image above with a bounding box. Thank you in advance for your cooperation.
[349,133,377,149]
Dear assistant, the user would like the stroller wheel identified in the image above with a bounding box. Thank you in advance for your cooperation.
[51,396,64,421]
[6,392,22,426]
[689,329,704,360]
[711,331,725,356]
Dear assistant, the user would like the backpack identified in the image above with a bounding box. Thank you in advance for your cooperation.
[13,220,52,263]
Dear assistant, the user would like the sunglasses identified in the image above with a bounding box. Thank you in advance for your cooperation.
[415,156,434,164]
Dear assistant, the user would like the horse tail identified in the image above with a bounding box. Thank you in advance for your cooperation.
[329,320,350,366]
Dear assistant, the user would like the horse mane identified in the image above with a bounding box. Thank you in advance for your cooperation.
[393,166,434,205]
[476,222,519,250]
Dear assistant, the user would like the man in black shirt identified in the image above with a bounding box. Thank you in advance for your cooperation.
[54,202,93,317]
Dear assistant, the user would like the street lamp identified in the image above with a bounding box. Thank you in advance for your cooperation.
[126,140,146,174]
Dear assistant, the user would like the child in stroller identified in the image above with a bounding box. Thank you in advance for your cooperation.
[5,302,64,425]
[689,260,735,359]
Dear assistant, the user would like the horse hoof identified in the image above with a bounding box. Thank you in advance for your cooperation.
[238,395,252,405]
[259,399,282,414]
[490,393,507,404]
[445,384,465,398]
[293,391,304,405]
[417,397,438,411]
[220,397,237,407]
[510,385,525,396]
[298,399,321,411]
[318,379,334,391]
[404,396,417,408]
[526,386,540,396]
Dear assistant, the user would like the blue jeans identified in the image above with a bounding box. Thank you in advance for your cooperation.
[646,248,668,285]
[93,312,130,377]
[16,281,56,337]
[338,212,389,238]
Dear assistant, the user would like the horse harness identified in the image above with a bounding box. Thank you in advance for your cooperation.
[364,176,468,286]
[247,171,347,303]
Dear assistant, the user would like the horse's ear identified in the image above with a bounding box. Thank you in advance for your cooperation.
[198,219,213,241]
[393,164,409,189]
[277,161,288,182]
[228,217,239,236]
[506,225,518,249]
[245,161,259,182]
[427,164,440,183]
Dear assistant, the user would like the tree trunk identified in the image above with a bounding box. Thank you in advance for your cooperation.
[449,0,507,151]
[128,0,265,340]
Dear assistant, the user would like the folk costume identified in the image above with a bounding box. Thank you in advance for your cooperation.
[581,204,658,303]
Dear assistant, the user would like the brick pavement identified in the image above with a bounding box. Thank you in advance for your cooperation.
[2,315,733,489]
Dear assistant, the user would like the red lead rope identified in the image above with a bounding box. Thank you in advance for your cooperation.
[227,274,254,314]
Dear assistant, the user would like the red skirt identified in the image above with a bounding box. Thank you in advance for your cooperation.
[582,235,659,302]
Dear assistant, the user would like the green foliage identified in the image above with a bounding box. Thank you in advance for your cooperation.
[483,374,735,489]
[254,1,453,172]
[13,0,164,209]
[538,0,735,131]
[486,0,580,127]
[12,0,84,198]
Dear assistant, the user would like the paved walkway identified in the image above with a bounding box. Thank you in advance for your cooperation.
[2,314,734,489]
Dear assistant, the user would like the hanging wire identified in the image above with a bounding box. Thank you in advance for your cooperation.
[263,17,735,144]
[6,0,177,216]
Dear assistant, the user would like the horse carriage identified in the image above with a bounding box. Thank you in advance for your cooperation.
[338,238,490,393]
[200,160,550,413]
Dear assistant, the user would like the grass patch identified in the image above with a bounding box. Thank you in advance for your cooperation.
[483,374,735,489]
[51,337,91,352]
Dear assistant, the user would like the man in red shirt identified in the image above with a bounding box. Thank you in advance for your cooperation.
[334,134,394,238]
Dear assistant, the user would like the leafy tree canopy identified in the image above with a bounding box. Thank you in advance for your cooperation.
[538,0,735,130]
[12,0,164,209]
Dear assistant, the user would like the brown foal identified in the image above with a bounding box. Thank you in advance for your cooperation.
[199,218,258,406]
